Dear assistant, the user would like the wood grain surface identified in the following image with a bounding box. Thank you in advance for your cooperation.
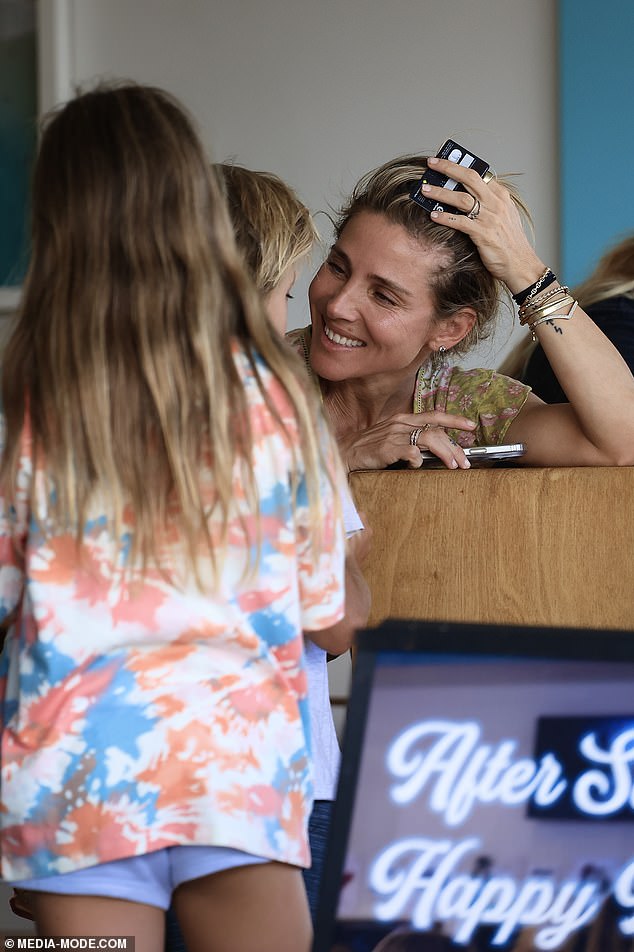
[350,467,634,630]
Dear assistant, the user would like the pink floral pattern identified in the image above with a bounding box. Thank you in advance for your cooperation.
[412,362,530,447]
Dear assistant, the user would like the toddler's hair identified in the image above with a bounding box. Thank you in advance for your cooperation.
[217,163,318,293]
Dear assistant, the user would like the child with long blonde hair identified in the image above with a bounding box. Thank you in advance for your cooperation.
[0,82,360,952]
[212,163,370,928]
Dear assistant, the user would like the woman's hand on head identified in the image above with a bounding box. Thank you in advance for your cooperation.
[422,157,547,295]
[340,411,477,472]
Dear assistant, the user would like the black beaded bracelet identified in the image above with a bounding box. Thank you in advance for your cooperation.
[512,268,557,306]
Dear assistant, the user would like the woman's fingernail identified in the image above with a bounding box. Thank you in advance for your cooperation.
[431,211,440,219]
[421,184,431,192]
[428,157,439,164]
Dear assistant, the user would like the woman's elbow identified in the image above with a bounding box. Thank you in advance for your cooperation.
[606,452,634,467]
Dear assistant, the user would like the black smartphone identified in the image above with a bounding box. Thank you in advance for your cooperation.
[410,138,490,214]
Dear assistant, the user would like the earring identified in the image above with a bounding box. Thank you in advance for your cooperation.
[432,344,448,374]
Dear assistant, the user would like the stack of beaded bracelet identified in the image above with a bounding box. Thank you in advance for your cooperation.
[515,271,578,341]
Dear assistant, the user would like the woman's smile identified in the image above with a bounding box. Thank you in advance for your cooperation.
[322,320,365,348]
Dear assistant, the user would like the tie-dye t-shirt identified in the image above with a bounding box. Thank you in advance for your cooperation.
[0,346,346,881]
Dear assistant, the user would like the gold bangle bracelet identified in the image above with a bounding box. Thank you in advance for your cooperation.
[521,294,575,325]
[519,289,572,324]
[525,283,569,311]
[528,301,578,340]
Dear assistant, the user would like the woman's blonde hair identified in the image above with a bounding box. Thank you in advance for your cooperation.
[335,154,531,356]
[217,163,319,294]
[574,233,634,309]
[0,82,329,581]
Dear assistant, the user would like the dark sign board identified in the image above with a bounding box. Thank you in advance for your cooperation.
[314,621,634,952]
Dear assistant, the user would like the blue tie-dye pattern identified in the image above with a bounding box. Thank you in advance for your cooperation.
[244,484,299,651]
[248,607,296,647]
[0,698,18,722]
[119,530,133,565]
[257,481,293,560]
[18,638,76,698]
[84,514,108,534]
[298,694,311,757]
[0,600,15,625]
[61,659,158,778]
[294,473,309,510]
[18,846,61,879]
[259,480,292,518]
[261,743,313,853]
[0,347,345,879]
[22,658,162,830]
[27,514,44,542]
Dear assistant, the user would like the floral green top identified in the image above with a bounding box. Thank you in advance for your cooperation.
[287,326,531,447]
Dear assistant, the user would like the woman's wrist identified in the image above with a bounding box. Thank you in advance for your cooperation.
[512,268,558,306]
[341,440,358,474]
[504,258,550,297]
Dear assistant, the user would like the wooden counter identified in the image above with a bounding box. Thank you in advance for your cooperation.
[349,467,634,630]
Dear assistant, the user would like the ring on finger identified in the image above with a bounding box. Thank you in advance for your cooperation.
[482,169,495,185]
[421,423,433,432]
[467,197,481,220]
[409,427,422,447]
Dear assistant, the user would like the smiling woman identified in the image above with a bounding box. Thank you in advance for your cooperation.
[287,152,634,472]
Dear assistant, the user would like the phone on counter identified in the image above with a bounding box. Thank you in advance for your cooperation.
[410,138,490,214]
[420,443,526,462]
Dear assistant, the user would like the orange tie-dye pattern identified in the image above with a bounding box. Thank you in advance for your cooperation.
[0,348,345,880]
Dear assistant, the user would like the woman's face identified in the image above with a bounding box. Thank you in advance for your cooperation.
[307,211,443,383]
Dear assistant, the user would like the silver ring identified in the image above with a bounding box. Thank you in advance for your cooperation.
[482,169,495,185]
[409,427,422,447]
[467,197,481,220]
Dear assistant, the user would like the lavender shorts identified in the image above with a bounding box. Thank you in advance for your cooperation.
[11,846,269,909]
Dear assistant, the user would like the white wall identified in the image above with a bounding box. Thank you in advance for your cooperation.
[65,0,558,369]
[3,0,559,355]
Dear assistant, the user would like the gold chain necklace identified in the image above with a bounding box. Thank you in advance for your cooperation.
[413,358,437,414]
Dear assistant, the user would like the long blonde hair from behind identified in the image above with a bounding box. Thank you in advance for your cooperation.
[0,82,330,583]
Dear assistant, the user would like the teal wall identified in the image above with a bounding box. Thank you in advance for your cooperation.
[559,0,634,284]
[0,9,36,287]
